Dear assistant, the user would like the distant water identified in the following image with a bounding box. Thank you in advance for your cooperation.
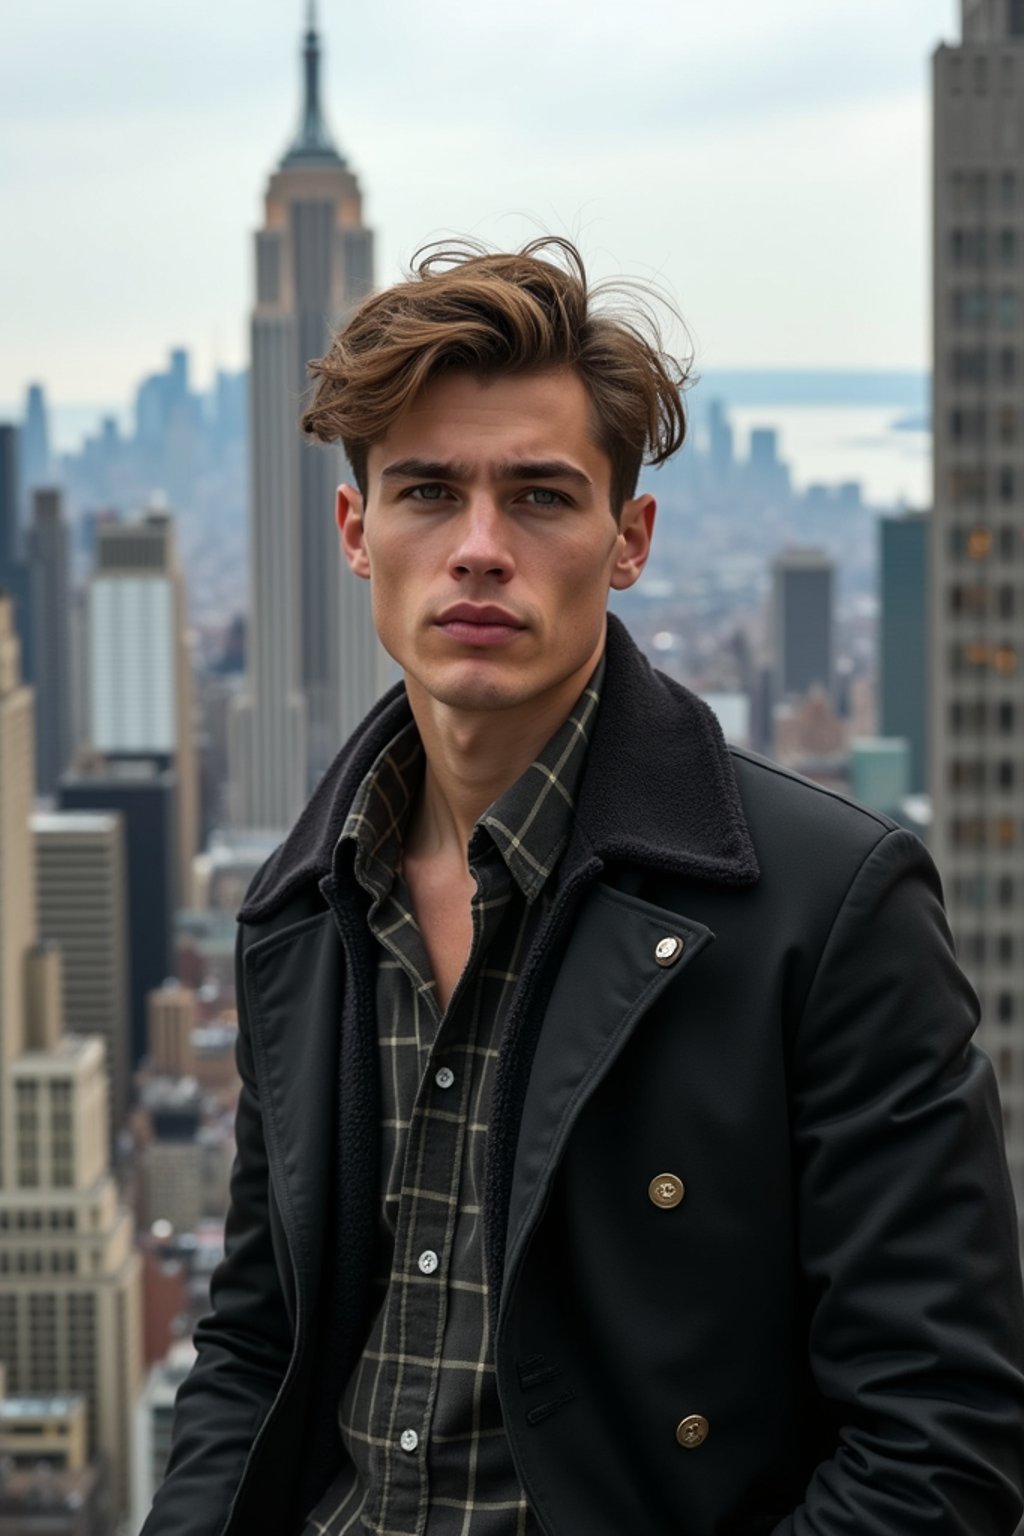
[727,405,931,509]
[694,369,928,413]
[1,370,932,509]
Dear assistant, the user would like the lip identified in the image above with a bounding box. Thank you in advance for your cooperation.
[435,603,526,627]
[434,603,527,648]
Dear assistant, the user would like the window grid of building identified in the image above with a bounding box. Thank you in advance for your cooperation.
[932,11,1024,1242]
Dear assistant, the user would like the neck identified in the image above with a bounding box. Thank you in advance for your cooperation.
[403,645,603,863]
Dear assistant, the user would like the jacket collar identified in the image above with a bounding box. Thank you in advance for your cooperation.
[237,613,759,926]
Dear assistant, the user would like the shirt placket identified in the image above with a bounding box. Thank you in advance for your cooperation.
[370,855,507,1536]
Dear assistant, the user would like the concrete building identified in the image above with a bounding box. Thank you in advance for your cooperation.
[59,759,176,1070]
[147,982,196,1079]
[0,1390,88,1471]
[132,1340,196,1527]
[770,548,836,705]
[931,1,1024,1228]
[0,597,143,1526]
[33,812,132,1140]
[0,598,36,1131]
[88,509,198,908]
[28,489,74,796]
[879,511,930,793]
[229,1,386,829]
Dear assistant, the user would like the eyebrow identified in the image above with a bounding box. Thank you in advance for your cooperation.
[379,457,593,487]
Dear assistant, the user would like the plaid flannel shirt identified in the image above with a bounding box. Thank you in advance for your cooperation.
[302,656,604,1536]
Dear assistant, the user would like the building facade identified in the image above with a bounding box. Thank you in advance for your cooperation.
[28,489,73,797]
[59,763,176,1070]
[33,812,131,1142]
[770,547,836,704]
[931,0,1024,1227]
[0,596,142,1525]
[230,3,386,830]
[879,510,930,794]
[88,509,198,908]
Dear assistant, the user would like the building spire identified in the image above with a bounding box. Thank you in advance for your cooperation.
[280,1,345,168]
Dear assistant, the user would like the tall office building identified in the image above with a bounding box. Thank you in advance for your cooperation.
[0,426,20,588]
[879,511,930,794]
[89,509,197,906]
[230,2,384,829]
[59,762,176,1070]
[0,424,33,687]
[21,384,52,503]
[931,1,1024,1225]
[33,812,131,1140]
[0,595,142,1524]
[770,548,836,704]
[28,488,74,795]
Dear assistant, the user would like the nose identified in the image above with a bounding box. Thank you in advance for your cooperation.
[447,495,515,582]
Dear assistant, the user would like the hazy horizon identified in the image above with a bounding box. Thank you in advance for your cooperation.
[3,1,958,404]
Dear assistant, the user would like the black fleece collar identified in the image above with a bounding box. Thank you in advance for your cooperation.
[237,613,759,926]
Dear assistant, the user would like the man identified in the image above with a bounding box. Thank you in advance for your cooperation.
[142,239,1024,1536]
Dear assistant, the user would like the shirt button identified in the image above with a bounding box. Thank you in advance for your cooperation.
[676,1414,709,1449]
[399,1428,419,1453]
[418,1249,439,1275]
[649,1173,685,1209]
[435,1067,455,1090]
[655,935,684,966]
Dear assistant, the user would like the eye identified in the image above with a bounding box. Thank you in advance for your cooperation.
[521,487,569,507]
[405,482,450,502]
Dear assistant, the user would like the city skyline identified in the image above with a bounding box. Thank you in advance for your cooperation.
[3,0,957,407]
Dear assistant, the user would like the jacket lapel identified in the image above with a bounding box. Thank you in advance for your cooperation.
[499,884,715,1324]
[243,910,345,1327]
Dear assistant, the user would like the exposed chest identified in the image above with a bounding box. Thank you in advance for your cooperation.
[401,856,477,1014]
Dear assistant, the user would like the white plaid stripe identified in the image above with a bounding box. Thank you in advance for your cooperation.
[302,658,604,1536]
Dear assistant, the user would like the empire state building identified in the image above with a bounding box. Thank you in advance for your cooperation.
[231,3,386,828]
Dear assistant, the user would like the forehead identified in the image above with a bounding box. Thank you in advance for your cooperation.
[367,368,608,477]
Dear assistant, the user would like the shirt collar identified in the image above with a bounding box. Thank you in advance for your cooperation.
[341,652,605,906]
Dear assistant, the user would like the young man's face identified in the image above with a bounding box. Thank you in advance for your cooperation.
[336,367,654,719]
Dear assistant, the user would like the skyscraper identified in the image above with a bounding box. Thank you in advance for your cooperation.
[33,811,131,1140]
[230,2,385,829]
[879,510,930,794]
[0,425,21,589]
[770,548,836,704]
[0,424,33,688]
[0,595,143,1525]
[59,762,176,1071]
[88,509,197,906]
[931,1,1024,1228]
[28,488,74,796]
[20,384,52,506]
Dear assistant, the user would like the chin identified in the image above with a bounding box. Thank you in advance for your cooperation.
[409,657,542,713]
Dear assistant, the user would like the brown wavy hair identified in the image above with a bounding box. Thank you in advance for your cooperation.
[301,236,692,515]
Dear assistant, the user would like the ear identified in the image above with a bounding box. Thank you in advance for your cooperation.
[609,493,656,591]
[336,484,370,579]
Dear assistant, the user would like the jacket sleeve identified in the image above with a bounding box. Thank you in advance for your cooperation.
[139,921,293,1536]
[773,827,1024,1536]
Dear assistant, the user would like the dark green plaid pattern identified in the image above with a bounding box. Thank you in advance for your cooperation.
[302,658,604,1536]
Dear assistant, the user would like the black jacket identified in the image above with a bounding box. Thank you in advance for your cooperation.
[142,614,1024,1536]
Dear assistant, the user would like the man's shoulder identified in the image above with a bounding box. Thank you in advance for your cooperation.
[727,742,925,893]
[237,680,413,931]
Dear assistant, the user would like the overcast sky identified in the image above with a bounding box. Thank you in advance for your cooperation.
[1,0,959,408]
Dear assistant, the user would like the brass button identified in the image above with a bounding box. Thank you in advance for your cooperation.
[654,935,683,966]
[648,1173,685,1209]
[676,1414,709,1449]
